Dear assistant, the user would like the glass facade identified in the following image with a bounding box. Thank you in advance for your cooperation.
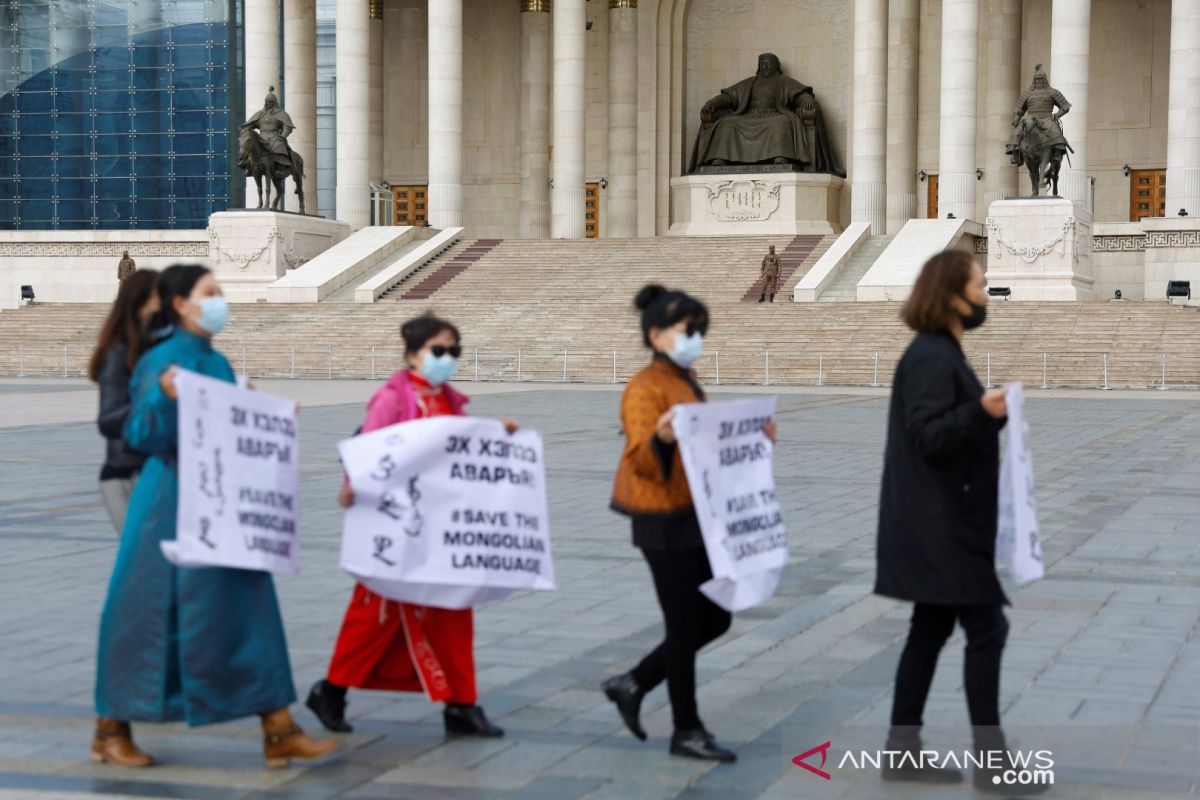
[0,0,239,230]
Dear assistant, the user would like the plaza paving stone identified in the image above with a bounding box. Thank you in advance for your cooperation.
[0,380,1198,798]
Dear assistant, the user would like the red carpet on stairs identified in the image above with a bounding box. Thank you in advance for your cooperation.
[741,235,824,302]
[397,239,503,301]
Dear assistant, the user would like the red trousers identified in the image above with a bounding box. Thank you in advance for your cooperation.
[326,583,478,705]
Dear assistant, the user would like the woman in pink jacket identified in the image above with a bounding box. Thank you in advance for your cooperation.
[307,314,512,738]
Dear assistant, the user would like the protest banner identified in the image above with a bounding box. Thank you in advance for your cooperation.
[996,382,1045,585]
[671,397,787,611]
[338,416,555,609]
[163,369,301,575]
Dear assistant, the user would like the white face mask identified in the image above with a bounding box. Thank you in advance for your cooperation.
[668,331,704,369]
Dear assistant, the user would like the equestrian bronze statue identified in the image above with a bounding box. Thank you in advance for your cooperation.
[1006,64,1074,198]
[240,87,306,214]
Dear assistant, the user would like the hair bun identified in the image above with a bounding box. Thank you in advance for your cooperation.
[634,284,667,311]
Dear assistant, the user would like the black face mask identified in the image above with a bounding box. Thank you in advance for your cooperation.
[959,301,987,330]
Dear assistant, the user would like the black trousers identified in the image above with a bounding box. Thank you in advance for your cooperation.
[630,546,732,731]
[891,603,1008,729]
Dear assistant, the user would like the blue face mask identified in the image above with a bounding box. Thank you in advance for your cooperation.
[669,331,704,369]
[196,296,229,335]
[420,352,458,386]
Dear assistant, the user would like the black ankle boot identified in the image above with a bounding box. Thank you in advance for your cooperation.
[758,294,765,303]
[443,704,504,738]
[972,728,1049,796]
[670,728,737,763]
[305,679,353,733]
[601,672,646,741]
[880,727,963,784]
[769,293,775,302]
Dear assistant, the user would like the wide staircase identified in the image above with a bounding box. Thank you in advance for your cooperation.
[2,234,1199,389]
[819,234,894,301]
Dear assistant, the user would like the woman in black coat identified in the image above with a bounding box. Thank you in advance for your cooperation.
[88,270,161,534]
[875,251,1038,795]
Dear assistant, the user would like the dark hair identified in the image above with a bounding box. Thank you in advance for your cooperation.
[401,313,461,354]
[158,264,212,326]
[88,269,160,382]
[634,284,710,347]
[901,250,979,333]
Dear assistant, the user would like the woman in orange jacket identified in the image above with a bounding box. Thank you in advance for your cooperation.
[602,284,775,763]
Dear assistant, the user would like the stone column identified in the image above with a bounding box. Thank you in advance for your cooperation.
[551,0,586,239]
[885,0,918,234]
[245,0,280,208]
[336,0,371,229]
[983,0,1021,209]
[1166,0,1200,217]
[520,0,552,238]
[937,0,980,221]
[850,0,888,235]
[369,0,384,183]
[1050,0,1091,210]
[606,1,637,239]
[428,0,463,228]
[284,0,317,214]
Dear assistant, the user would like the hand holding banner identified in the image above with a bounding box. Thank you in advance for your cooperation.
[165,369,301,575]
[672,397,787,611]
[996,382,1044,585]
[338,416,555,609]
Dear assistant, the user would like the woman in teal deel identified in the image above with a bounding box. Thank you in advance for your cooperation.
[92,264,337,769]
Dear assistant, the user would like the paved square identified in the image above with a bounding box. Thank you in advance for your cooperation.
[0,380,1198,798]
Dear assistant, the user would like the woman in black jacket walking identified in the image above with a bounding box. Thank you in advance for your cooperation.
[875,251,1039,795]
[88,269,161,534]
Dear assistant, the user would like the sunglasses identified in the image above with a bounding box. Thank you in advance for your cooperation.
[430,344,462,359]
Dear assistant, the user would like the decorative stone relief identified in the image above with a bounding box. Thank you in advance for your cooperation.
[986,216,1076,264]
[706,180,781,222]
[1144,230,1200,249]
[207,226,280,270]
[0,241,208,257]
[1093,235,1146,252]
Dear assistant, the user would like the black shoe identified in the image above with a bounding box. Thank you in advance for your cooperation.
[758,294,765,303]
[670,728,737,763]
[881,728,963,784]
[443,704,504,737]
[881,761,964,784]
[971,728,1049,796]
[601,673,646,741]
[769,293,775,303]
[305,679,352,733]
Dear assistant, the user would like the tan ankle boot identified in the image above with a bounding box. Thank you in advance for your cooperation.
[91,718,154,767]
[261,708,339,769]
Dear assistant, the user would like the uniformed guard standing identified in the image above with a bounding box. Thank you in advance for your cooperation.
[759,246,782,303]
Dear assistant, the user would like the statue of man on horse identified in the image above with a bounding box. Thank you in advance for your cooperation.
[240,87,306,214]
[1005,64,1074,198]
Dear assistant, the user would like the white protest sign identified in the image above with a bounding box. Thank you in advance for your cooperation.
[672,397,787,612]
[165,369,301,575]
[996,382,1044,585]
[338,416,555,609]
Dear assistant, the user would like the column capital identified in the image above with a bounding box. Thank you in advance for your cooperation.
[521,0,551,12]
[369,0,382,20]
[609,0,637,8]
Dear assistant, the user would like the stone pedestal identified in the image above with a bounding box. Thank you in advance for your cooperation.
[1141,217,1200,306]
[667,173,843,237]
[207,211,351,301]
[985,198,1095,300]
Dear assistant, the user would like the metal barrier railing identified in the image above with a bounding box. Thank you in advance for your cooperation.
[6,344,1200,390]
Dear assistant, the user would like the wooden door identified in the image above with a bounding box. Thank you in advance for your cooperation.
[927,175,939,219]
[585,182,600,239]
[392,185,428,227]
[1130,169,1166,221]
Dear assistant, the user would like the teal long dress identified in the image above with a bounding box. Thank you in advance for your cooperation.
[94,328,297,726]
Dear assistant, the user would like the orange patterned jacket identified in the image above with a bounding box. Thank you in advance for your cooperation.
[611,356,705,517]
